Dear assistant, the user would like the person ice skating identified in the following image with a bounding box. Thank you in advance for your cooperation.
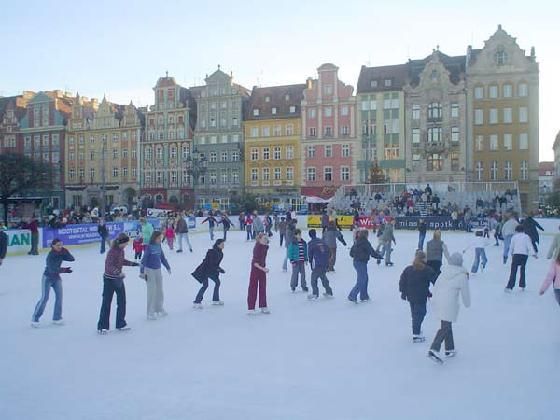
[323,220,347,272]
[175,212,192,253]
[133,234,143,260]
[348,230,381,303]
[140,231,171,320]
[164,223,175,250]
[31,239,75,327]
[97,233,139,334]
[192,239,226,308]
[539,253,560,306]
[522,212,544,254]
[418,219,427,251]
[501,213,519,264]
[220,212,232,241]
[399,250,437,343]
[253,211,265,237]
[97,218,111,254]
[288,229,308,292]
[247,233,270,314]
[505,225,538,292]
[140,218,154,251]
[238,212,245,232]
[202,212,218,241]
[428,252,471,364]
[264,213,273,237]
[463,230,491,274]
[426,230,450,280]
[0,226,7,267]
[282,219,297,272]
[245,213,254,241]
[494,216,503,246]
[380,218,396,267]
[547,225,560,260]
[307,229,333,299]
[321,211,330,234]
[24,216,39,255]
[278,217,287,247]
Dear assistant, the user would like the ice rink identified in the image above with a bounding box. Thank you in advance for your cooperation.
[0,222,558,420]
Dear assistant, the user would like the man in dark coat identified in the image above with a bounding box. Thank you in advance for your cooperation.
[522,212,544,253]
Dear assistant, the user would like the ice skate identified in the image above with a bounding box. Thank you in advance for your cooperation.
[147,313,157,320]
[31,321,40,328]
[323,293,334,299]
[157,311,168,318]
[192,303,203,310]
[52,319,65,326]
[212,300,224,306]
[117,326,131,332]
[97,329,109,335]
[445,350,456,358]
[428,350,443,364]
[307,294,319,300]
[413,335,426,343]
[260,307,271,314]
[504,287,512,293]
[247,309,257,315]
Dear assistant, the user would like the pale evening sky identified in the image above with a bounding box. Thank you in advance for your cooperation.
[1,0,558,160]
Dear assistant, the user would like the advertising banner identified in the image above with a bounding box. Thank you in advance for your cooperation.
[5,229,40,255]
[146,208,172,218]
[307,215,322,228]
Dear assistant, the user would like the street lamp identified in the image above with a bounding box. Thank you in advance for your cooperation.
[185,148,208,210]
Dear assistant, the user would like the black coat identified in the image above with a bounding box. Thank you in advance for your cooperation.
[98,225,108,238]
[0,231,7,259]
[522,217,544,243]
[350,238,381,262]
[192,247,224,282]
[399,265,437,304]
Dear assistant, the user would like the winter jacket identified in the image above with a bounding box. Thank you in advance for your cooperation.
[24,220,39,234]
[193,247,224,280]
[164,227,175,239]
[510,232,536,256]
[98,224,108,238]
[399,265,437,304]
[522,217,544,243]
[323,227,346,248]
[0,231,7,259]
[132,238,143,253]
[350,237,378,263]
[547,233,560,259]
[285,223,296,248]
[253,216,264,233]
[431,265,470,323]
[43,248,75,280]
[381,224,396,244]
[141,222,154,243]
[104,247,137,280]
[278,221,287,234]
[540,260,560,294]
[140,243,170,273]
[203,216,217,228]
[308,238,330,269]
[176,217,189,233]
[221,216,232,230]
[252,242,268,267]
[426,239,449,262]
[288,239,308,262]
[418,222,427,235]
[321,214,330,228]
[501,218,519,237]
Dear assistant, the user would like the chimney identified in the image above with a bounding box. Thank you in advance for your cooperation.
[306,78,313,90]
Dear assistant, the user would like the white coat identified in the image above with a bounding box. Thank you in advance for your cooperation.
[431,265,471,323]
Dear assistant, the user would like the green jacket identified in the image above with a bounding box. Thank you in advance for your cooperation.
[142,222,154,243]
[288,239,308,262]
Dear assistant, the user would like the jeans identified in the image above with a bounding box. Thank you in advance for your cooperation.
[507,254,528,289]
[30,232,39,255]
[409,301,427,335]
[328,247,337,271]
[209,226,215,241]
[280,233,285,247]
[100,236,110,254]
[282,247,289,271]
[348,260,369,301]
[531,239,539,254]
[430,320,455,352]
[145,268,164,316]
[223,227,229,241]
[194,274,220,303]
[383,242,393,265]
[32,275,63,322]
[471,248,488,273]
[418,232,426,250]
[246,225,253,241]
[290,261,307,290]
[177,232,192,252]
[97,276,127,330]
[503,234,513,261]
[310,267,332,296]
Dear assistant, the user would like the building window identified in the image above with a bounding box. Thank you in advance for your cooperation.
[221,135,228,144]
[132,168,137,178]
[253,109,259,116]
[450,152,460,172]
[341,166,350,181]
[309,127,316,137]
[489,108,498,124]
[309,108,316,119]
[504,161,512,180]
[474,86,484,99]
[132,149,137,160]
[412,105,420,120]
[451,127,460,143]
[518,83,528,97]
[263,147,270,160]
[90,151,95,161]
[412,154,421,161]
[341,126,349,136]
[232,171,239,184]
[324,127,332,137]
[341,105,349,116]
[89,168,95,180]
[221,171,228,184]
[156,147,163,160]
[251,168,258,182]
[476,161,484,180]
[384,79,392,87]
[289,106,296,113]
[503,84,513,98]
[427,127,442,143]
[342,144,350,157]
[286,146,294,159]
[286,124,294,136]
[474,109,484,125]
[427,153,443,171]
[286,167,294,180]
[273,125,282,136]
[274,167,281,180]
[232,151,240,161]
[307,167,316,181]
[273,147,281,160]
[504,133,512,150]
[450,103,459,118]
[412,128,421,144]
[324,167,332,181]
[520,160,528,180]
[221,151,228,162]
[519,133,528,150]
[370,80,378,88]
[262,168,270,181]
[210,172,217,185]
[490,134,498,151]
[490,161,498,180]
[384,147,399,159]
[519,107,528,123]
[324,107,332,117]
[324,145,332,158]
[208,152,216,163]
[427,102,442,120]
[251,127,259,137]
[69,169,76,180]
[489,85,498,99]
[503,108,512,124]
[251,148,259,161]
[307,146,315,158]
[496,49,508,66]
[324,85,333,95]
[113,168,119,178]
[361,101,370,111]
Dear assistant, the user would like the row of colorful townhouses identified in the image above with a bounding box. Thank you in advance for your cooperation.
[0,26,539,211]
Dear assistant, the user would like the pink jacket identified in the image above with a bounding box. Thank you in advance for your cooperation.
[540,260,560,294]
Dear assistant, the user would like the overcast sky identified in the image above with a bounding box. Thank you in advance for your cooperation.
[2,0,557,159]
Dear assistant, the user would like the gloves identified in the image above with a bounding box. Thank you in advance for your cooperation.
[427,291,433,299]
[60,267,73,273]
[218,268,225,274]
[400,292,406,301]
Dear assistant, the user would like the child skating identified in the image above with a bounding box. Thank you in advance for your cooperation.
[288,229,308,292]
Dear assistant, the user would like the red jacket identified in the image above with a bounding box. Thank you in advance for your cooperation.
[104,247,136,279]
[133,238,143,253]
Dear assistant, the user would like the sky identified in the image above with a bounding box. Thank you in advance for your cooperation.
[1,0,558,160]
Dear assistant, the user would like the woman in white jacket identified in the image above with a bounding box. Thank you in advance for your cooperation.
[428,252,471,364]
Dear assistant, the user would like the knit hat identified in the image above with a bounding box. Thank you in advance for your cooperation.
[309,229,317,239]
[448,252,463,267]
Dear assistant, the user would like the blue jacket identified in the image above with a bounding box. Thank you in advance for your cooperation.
[140,243,170,273]
[288,239,308,262]
[307,238,329,269]
[43,248,75,280]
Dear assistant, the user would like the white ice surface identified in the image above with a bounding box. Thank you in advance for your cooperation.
[0,222,558,420]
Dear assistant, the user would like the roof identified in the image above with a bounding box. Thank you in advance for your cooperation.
[553,131,560,151]
[539,161,554,176]
[357,64,409,93]
[155,76,177,88]
[245,84,306,120]
[408,51,466,86]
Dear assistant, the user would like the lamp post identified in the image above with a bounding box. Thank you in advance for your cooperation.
[185,148,207,210]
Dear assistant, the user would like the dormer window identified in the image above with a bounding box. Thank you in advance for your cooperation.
[265,96,270,102]
[285,94,290,101]
[271,107,277,115]
[384,79,392,87]
[370,80,378,88]
[253,109,259,116]
[496,48,508,66]
[289,106,296,113]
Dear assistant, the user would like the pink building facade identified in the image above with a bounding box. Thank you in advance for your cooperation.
[301,63,357,198]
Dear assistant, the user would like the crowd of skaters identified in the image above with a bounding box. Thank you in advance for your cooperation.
[0,204,556,366]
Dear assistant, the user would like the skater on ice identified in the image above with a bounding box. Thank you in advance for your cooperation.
[192,239,226,308]
[288,228,308,292]
[505,225,538,292]
[175,212,193,253]
[307,229,333,300]
[140,231,171,320]
[323,220,347,272]
[426,229,450,280]
[348,229,381,303]
[539,251,560,306]
[247,233,270,314]
[202,211,218,241]
[463,230,491,273]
